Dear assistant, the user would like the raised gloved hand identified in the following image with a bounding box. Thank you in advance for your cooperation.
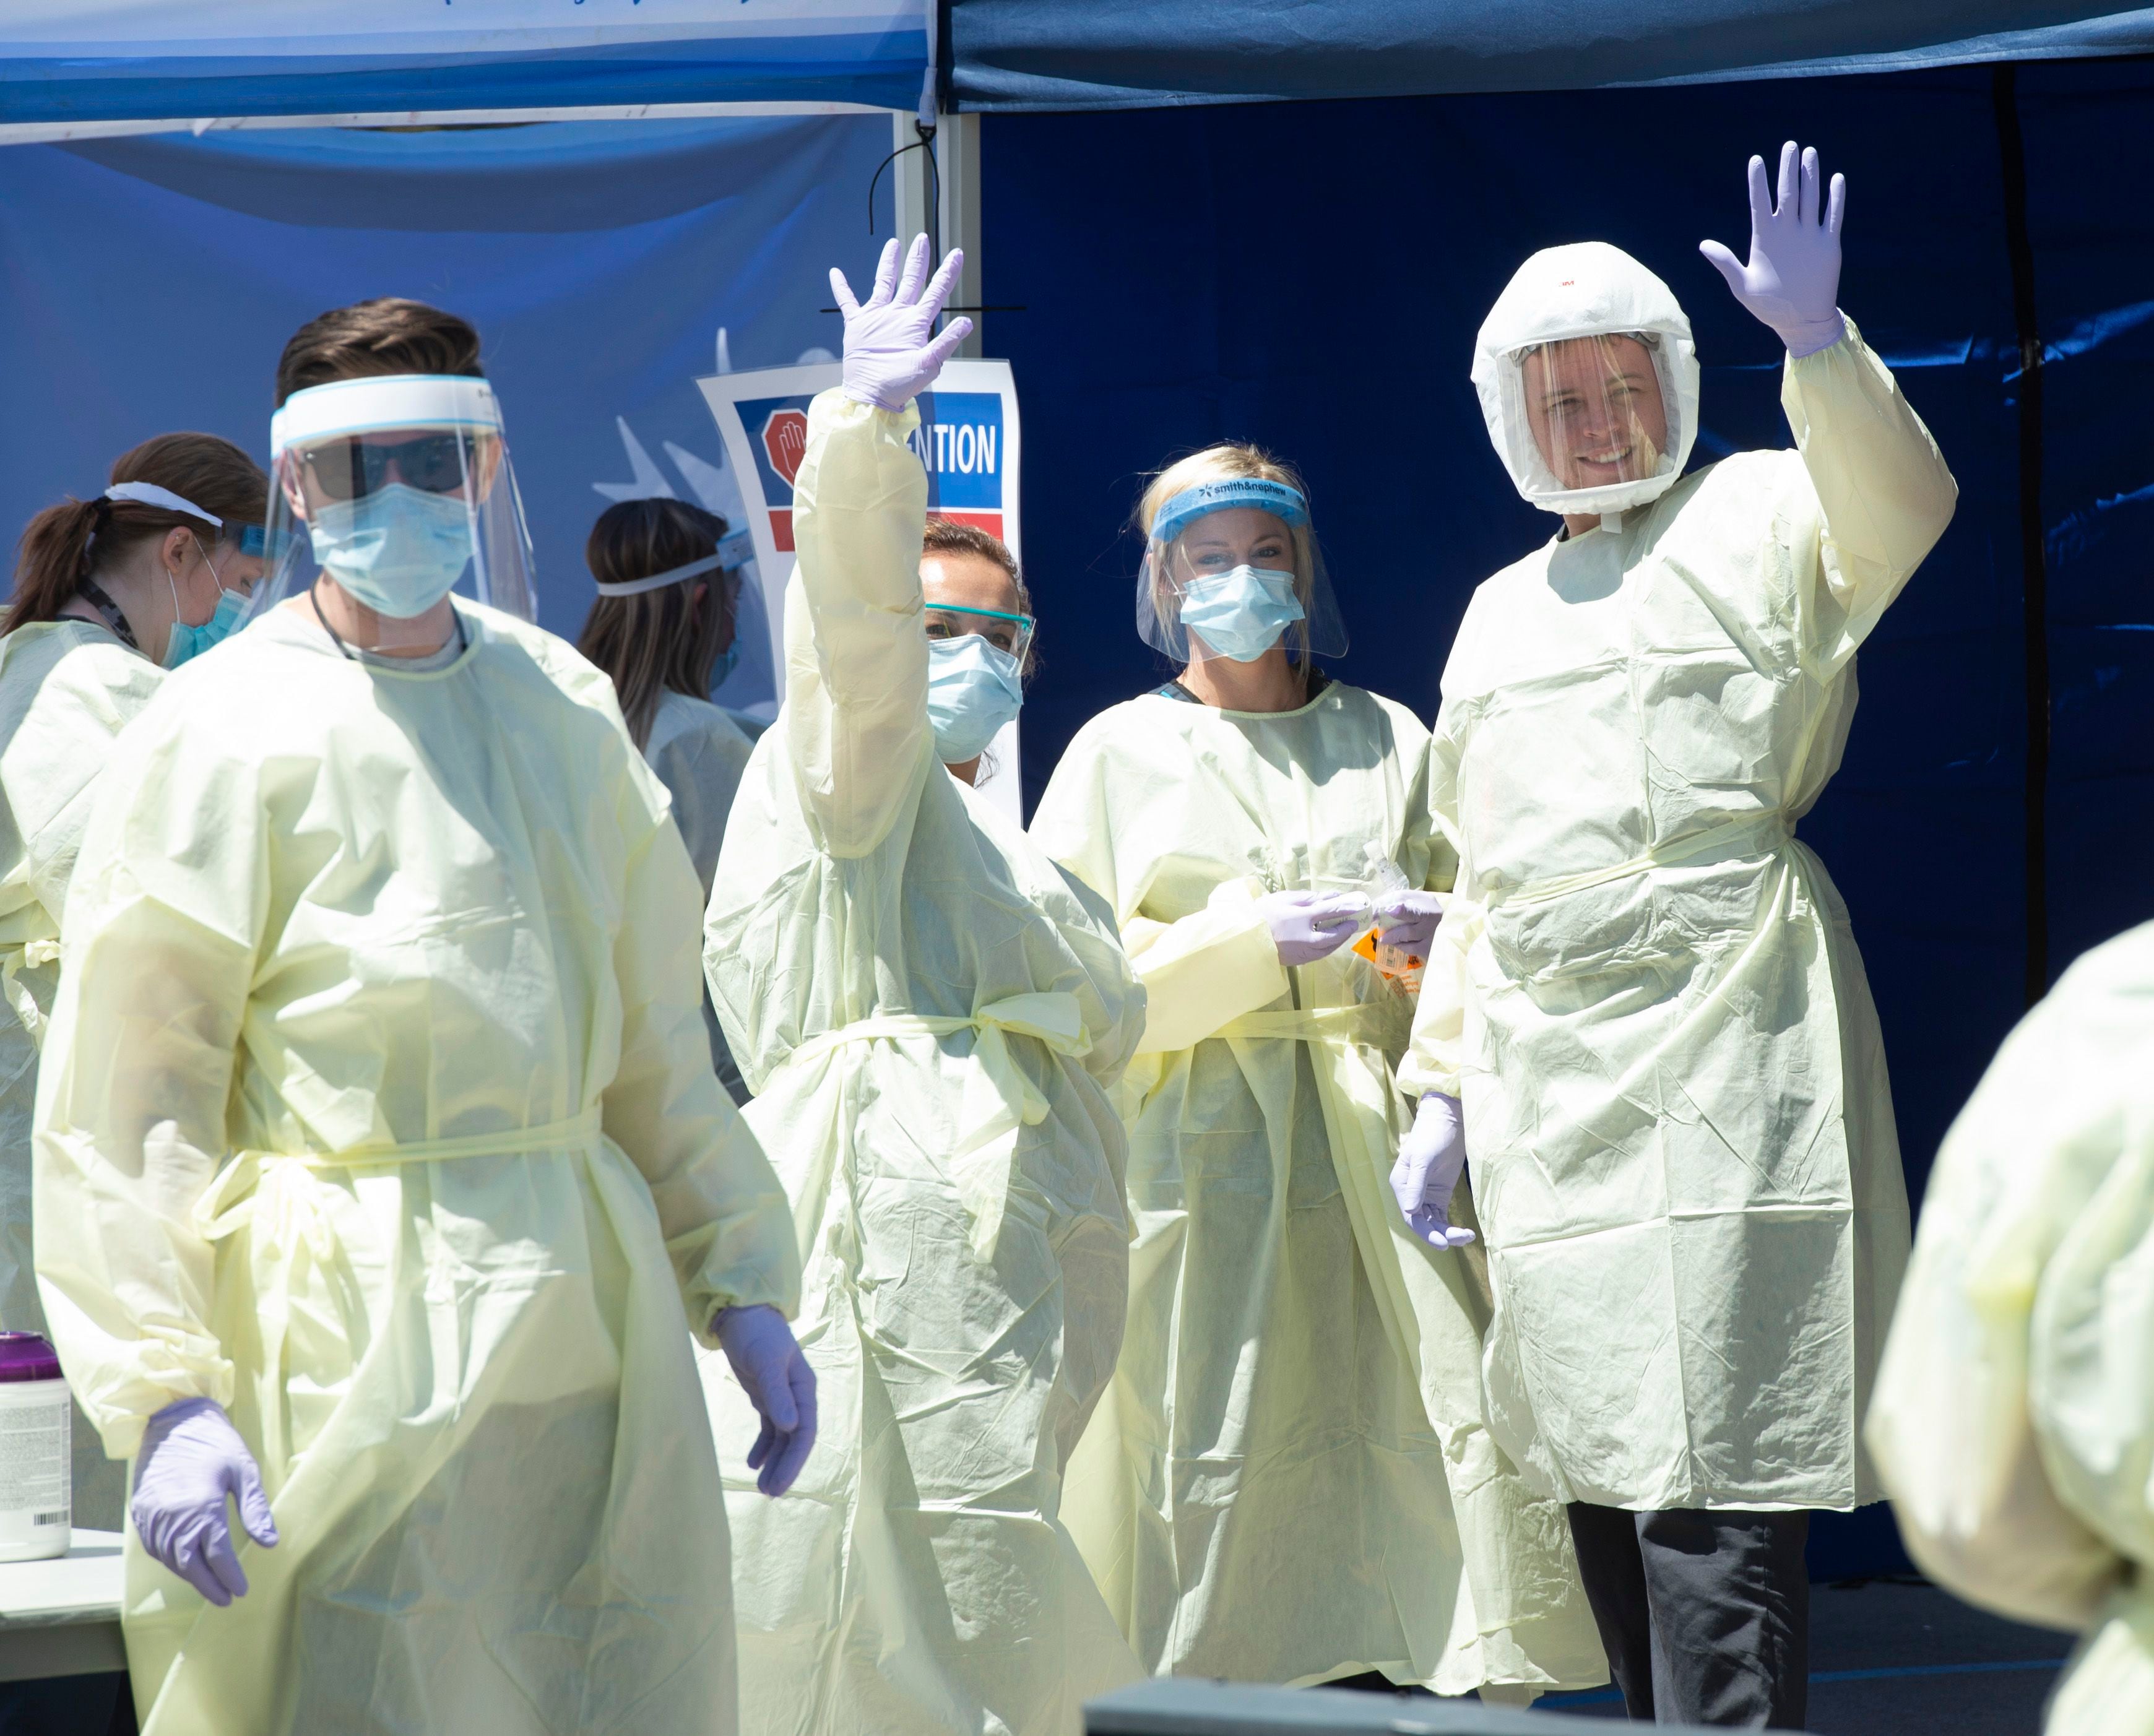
[1374,889,1444,955]
[831,234,975,412]
[1699,140,1848,358]
[1391,1091,1476,1250]
[716,1304,818,1498]
[1256,889,1370,967]
[130,1397,278,1607]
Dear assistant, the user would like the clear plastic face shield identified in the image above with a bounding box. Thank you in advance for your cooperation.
[1471,241,1702,521]
[259,374,537,650]
[1516,334,1672,501]
[103,478,269,598]
[1135,477,1347,666]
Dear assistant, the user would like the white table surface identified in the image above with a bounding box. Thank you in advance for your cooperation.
[0,1531,124,1626]
[0,1531,126,1682]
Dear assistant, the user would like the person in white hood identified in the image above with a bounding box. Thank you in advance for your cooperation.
[1392,142,1958,1726]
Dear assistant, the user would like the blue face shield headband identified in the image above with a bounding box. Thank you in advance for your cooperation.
[1148,477,1310,547]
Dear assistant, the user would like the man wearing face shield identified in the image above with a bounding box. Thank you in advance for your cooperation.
[1396,145,1958,1725]
[1028,451,1604,1699]
[32,296,808,1734]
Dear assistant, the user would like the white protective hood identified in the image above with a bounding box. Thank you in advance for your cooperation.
[1471,241,1702,518]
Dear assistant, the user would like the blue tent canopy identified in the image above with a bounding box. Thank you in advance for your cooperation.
[0,3,932,126]
[949,0,2154,110]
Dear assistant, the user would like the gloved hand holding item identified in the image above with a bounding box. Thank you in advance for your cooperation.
[1374,888,1443,954]
[130,1397,279,1607]
[1391,1092,1476,1250]
[716,1305,818,1498]
[831,234,975,412]
[1699,140,1848,358]
[1256,889,1370,967]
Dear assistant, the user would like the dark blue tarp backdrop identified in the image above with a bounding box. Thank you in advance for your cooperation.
[951,0,2154,109]
[979,56,2154,1576]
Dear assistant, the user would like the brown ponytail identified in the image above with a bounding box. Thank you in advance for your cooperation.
[7,433,268,637]
[576,498,737,751]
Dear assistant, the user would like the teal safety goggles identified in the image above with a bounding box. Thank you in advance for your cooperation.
[924,602,1032,663]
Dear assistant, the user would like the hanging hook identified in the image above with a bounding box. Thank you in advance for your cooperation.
[867,121,942,257]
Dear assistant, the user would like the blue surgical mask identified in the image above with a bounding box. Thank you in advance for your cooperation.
[927,634,1024,764]
[1177,565,1306,662]
[162,536,250,670]
[710,639,740,693]
[162,587,249,670]
[308,483,474,618]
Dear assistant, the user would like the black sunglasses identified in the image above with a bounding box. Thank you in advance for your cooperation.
[299,433,474,502]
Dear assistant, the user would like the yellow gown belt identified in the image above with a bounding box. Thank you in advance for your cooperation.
[775,991,1092,1257]
[189,1108,607,1470]
[1479,812,1794,913]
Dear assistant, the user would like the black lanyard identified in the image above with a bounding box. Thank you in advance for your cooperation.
[310,581,465,663]
[75,577,139,652]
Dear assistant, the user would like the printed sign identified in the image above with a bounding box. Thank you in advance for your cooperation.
[699,358,1026,818]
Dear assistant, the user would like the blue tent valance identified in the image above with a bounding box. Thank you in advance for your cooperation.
[949,1,2154,111]
[0,4,932,125]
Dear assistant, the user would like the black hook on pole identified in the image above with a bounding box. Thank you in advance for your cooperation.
[866,120,942,262]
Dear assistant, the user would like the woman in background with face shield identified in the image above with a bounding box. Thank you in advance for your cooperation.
[1399,145,1958,1725]
[0,434,266,1544]
[32,296,807,1735]
[702,239,1146,1736]
[577,498,759,1102]
[1026,449,1603,1699]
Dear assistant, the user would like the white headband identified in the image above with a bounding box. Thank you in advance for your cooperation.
[105,482,219,525]
[271,373,501,457]
[592,530,755,598]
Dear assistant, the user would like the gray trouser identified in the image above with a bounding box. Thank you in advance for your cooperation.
[1565,1503,1810,1728]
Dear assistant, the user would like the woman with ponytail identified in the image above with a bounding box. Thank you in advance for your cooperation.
[576,495,758,1102]
[0,431,266,1531]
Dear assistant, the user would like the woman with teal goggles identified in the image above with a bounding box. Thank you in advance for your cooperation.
[920,517,1035,781]
[0,433,268,1564]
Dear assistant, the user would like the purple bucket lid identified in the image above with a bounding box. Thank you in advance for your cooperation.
[0,1332,61,1382]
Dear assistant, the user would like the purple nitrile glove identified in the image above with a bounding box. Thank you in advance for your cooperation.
[1374,888,1444,955]
[715,1304,818,1498]
[1699,140,1849,359]
[831,234,975,413]
[130,1397,277,1607]
[1255,889,1369,968]
[1391,1091,1476,1250]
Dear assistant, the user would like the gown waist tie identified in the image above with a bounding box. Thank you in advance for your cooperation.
[774,992,1092,1257]
[190,1108,607,1468]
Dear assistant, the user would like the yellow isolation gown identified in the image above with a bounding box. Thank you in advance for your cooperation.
[702,391,1148,1736]
[1030,678,1603,1696]
[34,601,797,1734]
[1399,325,1958,1511]
[0,617,162,1532]
[1870,918,2154,1736]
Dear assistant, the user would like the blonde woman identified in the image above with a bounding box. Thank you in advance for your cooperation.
[577,496,758,1100]
[1029,444,1602,1699]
